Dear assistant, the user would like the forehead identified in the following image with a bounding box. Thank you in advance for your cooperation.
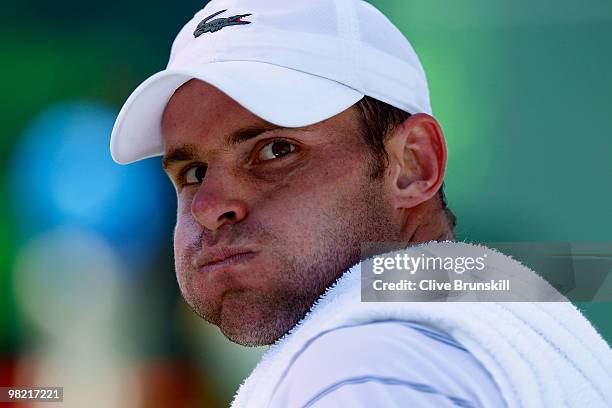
[161,79,262,148]
[161,79,363,154]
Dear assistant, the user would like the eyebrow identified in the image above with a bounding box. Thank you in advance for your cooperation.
[162,144,199,169]
[162,123,285,169]
[225,123,283,146]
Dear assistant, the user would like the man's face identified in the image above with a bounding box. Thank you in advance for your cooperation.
[162,80,402,346]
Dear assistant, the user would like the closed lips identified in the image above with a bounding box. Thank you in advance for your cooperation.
[199,248,255,267]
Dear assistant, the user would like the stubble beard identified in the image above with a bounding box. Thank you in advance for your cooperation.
[176,177,403,347]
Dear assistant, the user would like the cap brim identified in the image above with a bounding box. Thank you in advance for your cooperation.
[110,61,364,164]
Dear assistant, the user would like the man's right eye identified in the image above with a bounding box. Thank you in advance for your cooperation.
[183,165,207,185]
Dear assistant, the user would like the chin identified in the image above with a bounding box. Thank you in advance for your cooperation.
[218,316,282,347]
[216,291,291,346]
[220,326,277,347]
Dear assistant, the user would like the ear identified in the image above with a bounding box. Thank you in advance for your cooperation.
[385,113,447,209]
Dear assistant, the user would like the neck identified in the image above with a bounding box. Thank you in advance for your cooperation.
[401,198,455,244]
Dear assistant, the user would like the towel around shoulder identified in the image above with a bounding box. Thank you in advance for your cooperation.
[231,241,612,408]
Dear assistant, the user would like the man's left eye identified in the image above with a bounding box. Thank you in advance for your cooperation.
[257,140,296,161]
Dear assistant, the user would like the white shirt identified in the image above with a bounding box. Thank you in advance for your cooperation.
[232,242,612,408]
[268,320,506,407]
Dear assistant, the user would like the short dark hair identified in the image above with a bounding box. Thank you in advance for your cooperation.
[353,96,457,230]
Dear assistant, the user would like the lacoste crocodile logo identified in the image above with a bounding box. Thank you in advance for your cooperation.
[193,9,252,37]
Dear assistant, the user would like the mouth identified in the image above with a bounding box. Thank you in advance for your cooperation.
[198,248,257,275]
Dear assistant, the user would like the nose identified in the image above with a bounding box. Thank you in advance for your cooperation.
[190,177,248,231]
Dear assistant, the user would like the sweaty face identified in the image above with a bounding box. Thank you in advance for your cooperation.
[162,79,402,346]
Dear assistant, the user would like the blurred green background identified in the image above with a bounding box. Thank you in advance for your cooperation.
[1,0,610,407]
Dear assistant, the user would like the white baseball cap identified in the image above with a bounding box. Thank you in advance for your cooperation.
[110,0,432,164]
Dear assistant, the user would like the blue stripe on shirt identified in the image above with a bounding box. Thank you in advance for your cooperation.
[301,375,476,408]
[270,319,469,403]
[399,322,468,352]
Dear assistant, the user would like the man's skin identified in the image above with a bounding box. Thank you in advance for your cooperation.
[161,79,453,347]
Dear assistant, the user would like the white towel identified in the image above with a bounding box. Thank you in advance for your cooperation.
[231,241,612,407]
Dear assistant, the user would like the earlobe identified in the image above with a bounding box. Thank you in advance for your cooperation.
[386,114,447,209]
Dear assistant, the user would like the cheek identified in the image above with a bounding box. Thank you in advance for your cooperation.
[264,150,365,214]
[173,200,198,256]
